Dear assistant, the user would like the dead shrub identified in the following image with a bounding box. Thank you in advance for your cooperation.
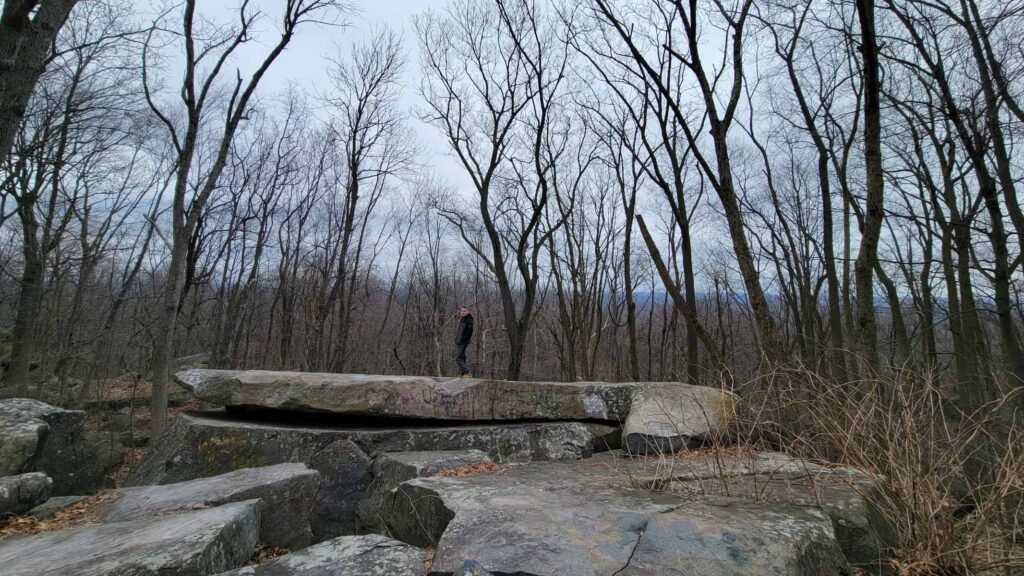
[736,363,1024,576]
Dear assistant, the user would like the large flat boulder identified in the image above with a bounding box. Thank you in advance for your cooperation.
[383,452,888,574]
[216,534,426,575]
[356,450,492,533]
[622,385,737,454]
[0,398,106,495]
[102,464,319,549]
[177,369,672,421]
[0,472,52,516]
[0,500,260,576]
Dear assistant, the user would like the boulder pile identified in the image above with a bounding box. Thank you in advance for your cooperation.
[0,370,893,575]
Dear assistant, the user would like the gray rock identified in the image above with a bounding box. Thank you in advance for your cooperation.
[172,353,211,372]
[0,398,106,495]
[621,499,850,575]
[27,494,88,519]
[102,464,319,549]
[176,369,656,421]
[384,453,883,575]
[644,454,895,572]
[125,411,618,539]
[0,413,46,476]
[357,450,491,533]
[216,534,426,576]
[0,472,52,516]
[34,376,86,408]
[307,439,372,540]
[92,437,127,472]
[123,414,372,541]
[622,385,737,455]
[0,500,261,576]
[454,560,495,575]
[104,411,132,432]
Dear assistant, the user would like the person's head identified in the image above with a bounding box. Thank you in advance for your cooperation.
[459,307,470,317]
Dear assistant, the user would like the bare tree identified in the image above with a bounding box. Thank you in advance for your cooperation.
[591,0,784,360]
[313,28,412,372]
[0,0,81,161]
[142,0,349,431]
[416,0,568,379]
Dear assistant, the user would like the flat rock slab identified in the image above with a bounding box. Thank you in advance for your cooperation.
[176,369,717,422]
[102,464,319,549]
[0,398,106,495]
[0,472,52,516]
[216,534,426,576]
[357,450,492,533]
[127,412,616,540]
[0,500,260,576]
[384,452,887,575]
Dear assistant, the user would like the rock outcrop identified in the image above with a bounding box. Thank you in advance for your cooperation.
[0,500,260,576]
[0,398,107,495]
[356,449,492,533]
[82,369,890,574]
[126,411,617,539]
[215,534,426,576]
[0,472,52,516]
[101,463,319,549]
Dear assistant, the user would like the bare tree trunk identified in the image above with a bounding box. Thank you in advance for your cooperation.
[8,230,42,393]
[853,0,885,368]
[0,0,79,161]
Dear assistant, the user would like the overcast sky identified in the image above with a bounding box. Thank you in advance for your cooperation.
[197,0,464,191]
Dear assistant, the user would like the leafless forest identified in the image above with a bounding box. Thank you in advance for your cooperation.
[4,0,1024,570]
[2,0,1023,423]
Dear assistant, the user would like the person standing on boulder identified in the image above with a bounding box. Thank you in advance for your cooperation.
[455,307,474,377]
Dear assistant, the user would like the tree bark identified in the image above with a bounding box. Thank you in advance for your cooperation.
[853,0,885,368]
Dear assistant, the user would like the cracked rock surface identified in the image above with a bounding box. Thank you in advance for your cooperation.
[384,451,888,575]
[215,534,426,576]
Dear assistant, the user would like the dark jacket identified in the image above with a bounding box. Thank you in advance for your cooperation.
[455,314,474,345]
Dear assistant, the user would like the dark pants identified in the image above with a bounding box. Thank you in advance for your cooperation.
[455,343,470,374]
